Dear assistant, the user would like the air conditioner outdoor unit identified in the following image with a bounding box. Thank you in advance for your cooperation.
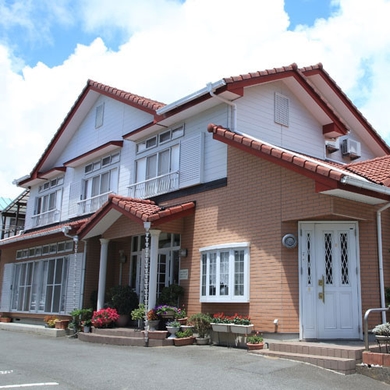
[325,139,340,153]
[341,139,361,160]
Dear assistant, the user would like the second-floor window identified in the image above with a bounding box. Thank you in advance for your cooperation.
[133,145,180,198]
[33,177,63,227]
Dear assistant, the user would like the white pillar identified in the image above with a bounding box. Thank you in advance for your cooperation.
[97,238,110,310]
[148,229,161,310]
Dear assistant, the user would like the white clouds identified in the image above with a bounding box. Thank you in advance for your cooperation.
[1,0,390,198]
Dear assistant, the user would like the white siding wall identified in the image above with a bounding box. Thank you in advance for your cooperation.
[54,96,154,166]
[236,81,376,162]
[236,82,326,158]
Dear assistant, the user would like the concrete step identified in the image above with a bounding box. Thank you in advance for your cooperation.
[255,341,368,375]
[78,328,174,347]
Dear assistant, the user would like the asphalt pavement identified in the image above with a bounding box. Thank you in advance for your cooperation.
[0,329,388,390]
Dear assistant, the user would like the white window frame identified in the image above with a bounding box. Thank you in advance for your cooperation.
[199,242,250,303]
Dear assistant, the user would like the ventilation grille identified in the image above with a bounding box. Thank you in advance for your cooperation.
[274,93,289,127]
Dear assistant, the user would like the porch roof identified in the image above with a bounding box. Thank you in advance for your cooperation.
[77,194,196,239]
[207,124,390,204]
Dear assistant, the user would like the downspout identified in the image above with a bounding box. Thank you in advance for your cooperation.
[377,203,390,323]
[62,226,80,310]
[207,83,237,132]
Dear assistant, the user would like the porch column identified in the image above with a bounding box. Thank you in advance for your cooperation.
[97,238,110,310]
[148,229,161,310]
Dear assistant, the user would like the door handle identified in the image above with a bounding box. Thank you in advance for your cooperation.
[318,275,325,303]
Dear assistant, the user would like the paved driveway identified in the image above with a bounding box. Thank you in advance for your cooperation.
[0,330,388,390]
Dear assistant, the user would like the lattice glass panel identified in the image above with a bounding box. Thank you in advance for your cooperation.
[340,233,349,285]
[306,233,312,286]
[325,233,333,284]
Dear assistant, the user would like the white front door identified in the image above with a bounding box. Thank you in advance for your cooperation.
[299,222,361,340]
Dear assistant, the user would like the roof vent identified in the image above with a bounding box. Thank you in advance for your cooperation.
[341,139,361,160]
[325,139,339,153]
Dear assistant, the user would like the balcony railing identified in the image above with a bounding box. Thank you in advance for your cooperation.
[128,171,179,199]
[77,191,113,215]
[32,209,61,227]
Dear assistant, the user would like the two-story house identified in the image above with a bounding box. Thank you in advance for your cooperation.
[1,63,390,340]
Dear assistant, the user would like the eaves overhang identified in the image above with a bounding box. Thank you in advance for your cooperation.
[208,124,390,205]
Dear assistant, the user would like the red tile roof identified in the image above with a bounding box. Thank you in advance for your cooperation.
[0,219,87,247]
[208,123,390,193]
[346,156,390,187]
[88,80,165,112]
[207,123,346,182]
[77,194,196,237]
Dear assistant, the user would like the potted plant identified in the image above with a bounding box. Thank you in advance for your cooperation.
[157,283,184,306]
[155,304,178,319]
[229,313,253,335]
[131,303,145,329]
[211,312,231,332]
[166,320,181,339]
[189,313,212,345]
[82,319,92,333]
[44,315,58,328]
[176,305,187,325]
[91,307,119,328]
[246,332,264,350]
[109,285,139,327]
[372,322,390,343]
[0,315,11,323]
[173,328,194,346]
[147,309,160,331]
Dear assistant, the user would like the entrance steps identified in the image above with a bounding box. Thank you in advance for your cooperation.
[255,341,368,375]
[78,327,174,347]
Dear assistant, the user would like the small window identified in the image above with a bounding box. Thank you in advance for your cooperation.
[159,131,171,144]
[172,126,184,139]
[274,93,289,127]
[95,103,105,128]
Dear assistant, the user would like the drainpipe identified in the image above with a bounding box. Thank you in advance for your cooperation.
[377,203,390,323]
[207,83,237,132]
[62,226,80,310]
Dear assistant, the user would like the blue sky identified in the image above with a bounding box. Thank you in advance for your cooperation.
[1,0,390,198]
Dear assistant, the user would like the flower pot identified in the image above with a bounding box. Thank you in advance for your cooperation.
[161,311,176,319]
[116,314,130,327]
[247,342,264,351]
[55,320,70,330]
[83,325,91,333]
[230,324,254,335]
[148,319,160,331]
[178,317,187,325]
[196,337,210,345]
[166,326,180,339]
[211,323,230,332]
[173,336,195,346]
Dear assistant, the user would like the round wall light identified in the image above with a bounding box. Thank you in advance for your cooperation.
[282,234,297,249]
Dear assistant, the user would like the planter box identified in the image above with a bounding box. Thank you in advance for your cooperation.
[147,330,168,340]
[211,323,231,332]
[173,336,195,346]
[230,324,253,335]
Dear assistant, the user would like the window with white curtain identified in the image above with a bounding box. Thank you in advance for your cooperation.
[200,243,250,302]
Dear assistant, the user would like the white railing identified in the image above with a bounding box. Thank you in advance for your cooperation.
[77,191,113,215]
[32,209,61,227]
[128,171,179,199]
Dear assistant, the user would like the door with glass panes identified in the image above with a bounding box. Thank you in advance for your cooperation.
[299,222,361,339]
